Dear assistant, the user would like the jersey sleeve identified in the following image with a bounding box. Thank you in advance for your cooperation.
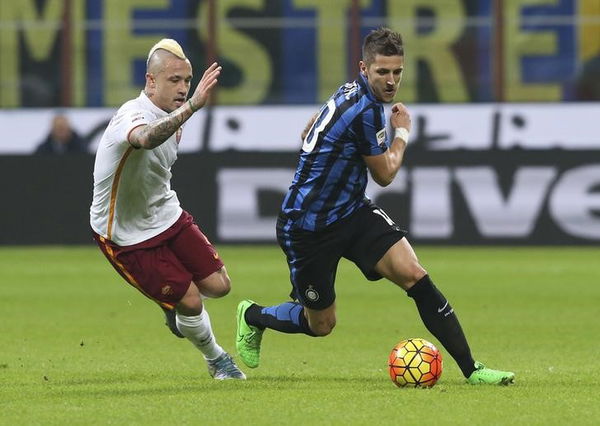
[110,105,153,144]
[355,104,388,156]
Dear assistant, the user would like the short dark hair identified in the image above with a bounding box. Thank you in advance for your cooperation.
[362,27,404,65]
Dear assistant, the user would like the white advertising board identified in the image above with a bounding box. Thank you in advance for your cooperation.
[0,103,597,154]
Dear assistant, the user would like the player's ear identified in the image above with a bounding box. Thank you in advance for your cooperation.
[359,61,367,77]
[146,73,155,88]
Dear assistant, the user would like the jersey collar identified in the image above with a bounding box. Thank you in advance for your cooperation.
[358,73,378,103]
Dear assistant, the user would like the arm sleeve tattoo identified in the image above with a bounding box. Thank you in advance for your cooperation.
[133,107,191,149]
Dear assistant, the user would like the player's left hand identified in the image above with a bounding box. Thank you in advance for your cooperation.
[189,62,222,111]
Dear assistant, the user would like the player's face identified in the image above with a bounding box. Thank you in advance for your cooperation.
[147,57,193,112]
[360,54,404,103]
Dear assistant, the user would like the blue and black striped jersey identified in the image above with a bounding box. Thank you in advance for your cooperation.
[279,73,389,231]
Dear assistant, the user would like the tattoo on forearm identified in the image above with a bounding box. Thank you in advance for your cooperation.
[139,109,188,148]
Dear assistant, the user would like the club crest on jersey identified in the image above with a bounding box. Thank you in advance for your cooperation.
[305,285,319,302]
[376,128,387,147]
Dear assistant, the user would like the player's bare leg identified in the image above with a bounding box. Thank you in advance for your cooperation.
[193,267,231,299]
[304,302,336,336]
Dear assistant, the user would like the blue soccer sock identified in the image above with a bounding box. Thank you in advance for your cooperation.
[245,301,316,336]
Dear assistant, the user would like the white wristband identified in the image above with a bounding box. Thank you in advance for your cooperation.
[394,127,410,143]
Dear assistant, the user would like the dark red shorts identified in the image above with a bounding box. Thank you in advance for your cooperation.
[93,210,224,309]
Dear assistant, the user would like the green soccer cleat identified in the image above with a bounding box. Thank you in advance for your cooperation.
[467,361,515,385]
[236,299,264,369]
[207,352,246,380]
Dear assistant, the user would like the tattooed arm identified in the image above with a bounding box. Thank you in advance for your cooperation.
[129,62,221,150]
[129,106,194,149]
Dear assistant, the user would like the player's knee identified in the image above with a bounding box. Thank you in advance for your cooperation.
[196,269,231,298]
[310,318,336,336]
[217,274,232,296]
[208,275,231,298]
[177,293,203,316]
[404,262,427,287]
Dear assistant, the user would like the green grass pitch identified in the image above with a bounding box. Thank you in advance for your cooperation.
[1,245,599,425]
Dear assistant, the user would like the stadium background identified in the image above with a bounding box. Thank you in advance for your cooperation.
[0,0,599,245]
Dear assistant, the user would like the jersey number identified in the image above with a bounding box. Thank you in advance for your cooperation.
[302,98,336,153]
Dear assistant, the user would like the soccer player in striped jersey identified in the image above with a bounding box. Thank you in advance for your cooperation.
[90,39,244,380]
[236,28,514,385]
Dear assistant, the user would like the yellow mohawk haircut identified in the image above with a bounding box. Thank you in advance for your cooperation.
[146,39,187,65]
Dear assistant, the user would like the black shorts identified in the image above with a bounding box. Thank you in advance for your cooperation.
[276,202,407,310]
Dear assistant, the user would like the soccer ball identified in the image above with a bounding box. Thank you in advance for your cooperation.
[388,338,443,388]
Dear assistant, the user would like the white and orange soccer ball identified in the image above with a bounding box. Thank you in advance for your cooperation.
[388,338,443,388]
